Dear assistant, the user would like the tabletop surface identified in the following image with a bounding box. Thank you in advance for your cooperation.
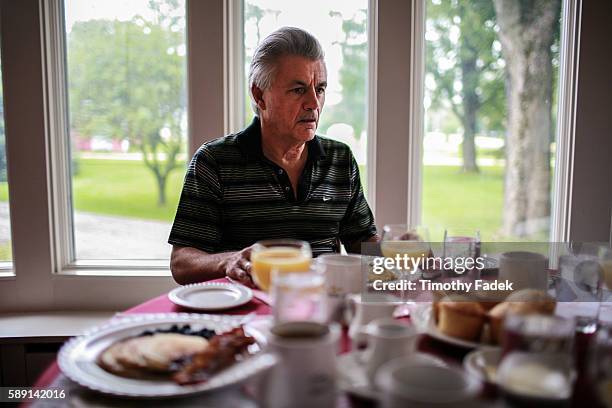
[26,278,606,408]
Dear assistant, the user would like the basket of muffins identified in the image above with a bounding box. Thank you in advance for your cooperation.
[431,288,556,346]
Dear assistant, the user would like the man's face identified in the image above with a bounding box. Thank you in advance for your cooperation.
[256,55,327,143]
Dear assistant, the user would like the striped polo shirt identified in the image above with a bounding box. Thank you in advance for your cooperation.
[168,117,376,256]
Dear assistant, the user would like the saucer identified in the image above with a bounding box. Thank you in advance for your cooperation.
[337,350,446,401]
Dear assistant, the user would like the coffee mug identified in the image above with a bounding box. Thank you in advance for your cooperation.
[359,318,418,384]
[347,294,398,346]
[316,254,363,295]
[257,321,340,408]
[499,251,548,291]
[316,254,363,323]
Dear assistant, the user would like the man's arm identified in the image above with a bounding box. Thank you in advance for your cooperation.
[345,233,380,254]
[170,245,254,286]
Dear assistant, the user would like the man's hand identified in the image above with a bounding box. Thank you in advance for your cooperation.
[221,246,255,287]
[170,245,256,286]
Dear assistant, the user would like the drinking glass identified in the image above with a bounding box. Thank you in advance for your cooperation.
[555,250,603,333]
[594,324,612,405]
[250,239,312,292]
[442,228,481,278]
[271,267,327,324]
[381,225,430,308]
[381,224,430,280]
[498,314,576,402]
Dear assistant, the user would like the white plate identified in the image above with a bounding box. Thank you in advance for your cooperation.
[58,313,276,398]
[337,350,446,401]
[168,282,253,311]
[410,303,499,350]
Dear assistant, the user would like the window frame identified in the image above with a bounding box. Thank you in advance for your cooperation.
[409,0,581,242]
[0,0,594,311]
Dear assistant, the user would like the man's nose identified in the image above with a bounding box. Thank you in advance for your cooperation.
[303,86,320,111]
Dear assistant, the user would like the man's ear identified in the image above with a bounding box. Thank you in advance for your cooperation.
[251,85,266,110]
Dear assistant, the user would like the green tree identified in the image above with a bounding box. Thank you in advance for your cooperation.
[426,0,505,172]
[68,0,186,206]
[319,9,368,141]
[243,3,280,124]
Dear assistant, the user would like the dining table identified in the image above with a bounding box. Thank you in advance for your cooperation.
[25,277,606,408]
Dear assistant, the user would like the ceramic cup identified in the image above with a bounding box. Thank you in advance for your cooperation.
[359,317,418,384]
[347,294,398,346]
[498,251,548,291]
[316,254,363,323]
[257,321,340,408]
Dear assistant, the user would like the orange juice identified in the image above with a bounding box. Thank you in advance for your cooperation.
[381,240,429,260]
[251,247,312,291]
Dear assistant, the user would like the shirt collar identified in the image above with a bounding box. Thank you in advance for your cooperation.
[236,116,326,161]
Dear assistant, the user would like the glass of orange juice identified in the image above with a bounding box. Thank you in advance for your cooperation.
[381,224,431,275]
[250,239,312,292]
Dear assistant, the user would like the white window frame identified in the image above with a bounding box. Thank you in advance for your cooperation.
[0,0,228,311]
[227,0,378,207]
[43,0,178,273]
[407,0,581,242]
[0,0,596,312]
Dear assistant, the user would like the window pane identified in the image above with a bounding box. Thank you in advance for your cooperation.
[64,0,187,260]
[243,0,369,192]
[0,42,13,264]
[422,0,562,241]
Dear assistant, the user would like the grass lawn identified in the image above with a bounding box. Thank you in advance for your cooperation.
[0,160,506,241]
[0,159,185,222]
[71,159,185,221]
[422,165,504,241]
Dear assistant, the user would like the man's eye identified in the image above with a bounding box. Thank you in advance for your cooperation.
[316,87,326,95]
[292,88,305,95]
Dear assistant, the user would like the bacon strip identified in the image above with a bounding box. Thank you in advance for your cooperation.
[172,327,255,385]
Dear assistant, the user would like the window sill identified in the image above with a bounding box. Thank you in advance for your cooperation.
[0,311,116,342]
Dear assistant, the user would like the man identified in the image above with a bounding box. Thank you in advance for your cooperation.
[169,27,377,286]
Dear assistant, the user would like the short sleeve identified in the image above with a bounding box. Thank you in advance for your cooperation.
[168,146,223,253]
[338,155,377,246]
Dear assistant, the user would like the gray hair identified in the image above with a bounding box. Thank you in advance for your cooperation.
[248,27,325,115]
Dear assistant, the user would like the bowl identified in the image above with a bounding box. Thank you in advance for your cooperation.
[375,357,481,407]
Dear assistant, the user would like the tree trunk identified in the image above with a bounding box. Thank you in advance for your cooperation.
[459,5,480,173]
[461,62,480,173]
[155,172,167,206]
[493,0,559,237]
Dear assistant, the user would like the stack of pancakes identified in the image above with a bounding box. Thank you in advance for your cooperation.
[98,333,209,378]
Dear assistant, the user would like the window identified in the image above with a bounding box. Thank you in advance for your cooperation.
[0,41,12,267]
[242,0,370,192]
[421,0,564,242]
[63,0,187,261]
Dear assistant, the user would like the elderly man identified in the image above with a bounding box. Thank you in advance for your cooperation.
[169,27,377,285]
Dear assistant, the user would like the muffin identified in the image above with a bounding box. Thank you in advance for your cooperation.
[488,289,556,344]
[505,289,556,314]
[437,297,486,341]
[471,287,511,311]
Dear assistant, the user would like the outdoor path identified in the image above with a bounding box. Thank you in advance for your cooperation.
[0,202,172,260]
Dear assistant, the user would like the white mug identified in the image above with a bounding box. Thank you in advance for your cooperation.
[347,294,398,346]
[499,251,548,291]
[258,321,340,408]
[316,254,363,295]
[360,317,418,384]
[316,254,363,323]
